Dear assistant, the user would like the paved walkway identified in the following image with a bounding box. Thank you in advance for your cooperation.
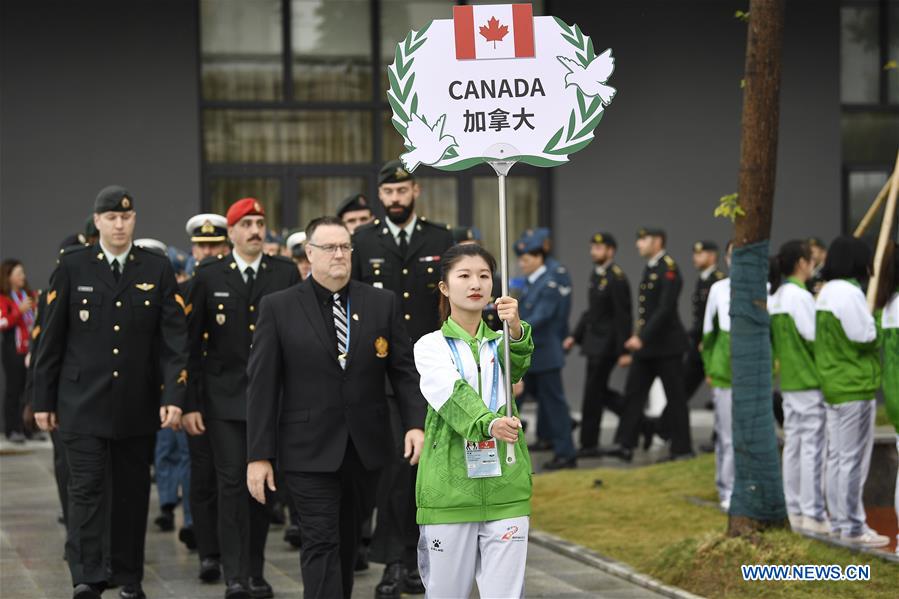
[0,442,667,598]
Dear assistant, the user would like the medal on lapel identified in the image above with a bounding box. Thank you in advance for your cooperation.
[216,313,226,325]
[374,336,389,358]
[79,309,90,322]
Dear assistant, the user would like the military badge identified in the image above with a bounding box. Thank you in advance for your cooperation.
[121,197,131,209]
[135,283,156,291]
[216,313,226,325]
[375,336,389,358]
[79,309,90,322]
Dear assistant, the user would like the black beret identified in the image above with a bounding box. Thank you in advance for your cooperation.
[337,193,371,217]
[94,185,134,213]
[591,232,617,248]
[84,216,99,238]
[693,240,719,252]
[636,226,665,239]
[378,160,415,186]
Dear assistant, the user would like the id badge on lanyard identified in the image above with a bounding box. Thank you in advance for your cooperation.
[446,337,503,479]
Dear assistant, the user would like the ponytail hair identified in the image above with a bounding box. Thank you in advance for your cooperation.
[770,240,811,292]
[437,243,498,322]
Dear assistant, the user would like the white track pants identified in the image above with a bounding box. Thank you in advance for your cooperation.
[781,390,827,522]
[713,387,734,506]
[824,399,875,537]
[418,516,529,599]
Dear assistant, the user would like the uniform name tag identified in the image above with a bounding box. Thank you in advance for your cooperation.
[464,439,502,478]
[213,291,230,297]
[77,286,94,292]
[373,282,383,289]
[368,258,385,265]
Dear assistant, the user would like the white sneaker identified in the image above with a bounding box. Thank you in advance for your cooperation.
[798,516,831,535]
[842,530,890,547]
[787,513,803,530]
[719,499,730,512]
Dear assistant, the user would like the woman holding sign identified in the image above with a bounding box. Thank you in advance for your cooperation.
[412,243,534,598]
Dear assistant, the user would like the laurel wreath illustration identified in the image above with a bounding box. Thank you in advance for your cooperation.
[387,17,606,169]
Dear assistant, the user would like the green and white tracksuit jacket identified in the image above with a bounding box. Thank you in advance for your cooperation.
[413,317,534,525]
[814,279,881,404]
[702,277,731,388]
[768,277,820,391]
[878,289,899,434]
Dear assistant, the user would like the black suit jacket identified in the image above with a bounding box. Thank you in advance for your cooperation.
[33,244,188,438]
[350,217,453,342]
[246,278,426,472]
[572,262,632,358]
[634,253,688,358]
[185,253,300,420]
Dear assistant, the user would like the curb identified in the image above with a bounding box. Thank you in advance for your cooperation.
[529,529,706,599]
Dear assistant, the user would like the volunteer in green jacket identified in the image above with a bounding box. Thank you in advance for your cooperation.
[768,240,828,534]
[814,236,888,547]
[413,243,534,599]
[874,242,898,552]
[701,241,733,511]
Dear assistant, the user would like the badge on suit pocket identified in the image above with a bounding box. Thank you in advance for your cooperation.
[375,336,389,358]
[79,309,90,322]
[216,313,226,325]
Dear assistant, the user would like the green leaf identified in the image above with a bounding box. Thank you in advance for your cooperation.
[576,52,588,67]
[561,33,580,48]
[547,138,593,155]
[577,91,587,120]
[442,147,459,160]
[714,193,744,222]
[400,72,415,102]
[565,110,577,142]
[387,68,401,97]
[575,25,584,47]
[553,16,573,35]
[416,21,432,39]
[543,126,565,152]
[586,37,595,61]
[734,10,750,22]
[584,95,601,118]
[573,108,604,139]
[394,45,409,78]
[410,93,418,116]
[408,36,427,54]
[388,95,409,124]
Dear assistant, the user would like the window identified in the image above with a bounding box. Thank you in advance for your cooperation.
[199,0,552,239]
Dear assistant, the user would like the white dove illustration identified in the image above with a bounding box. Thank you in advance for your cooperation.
[557,48,616,105]
[400,113,458,172]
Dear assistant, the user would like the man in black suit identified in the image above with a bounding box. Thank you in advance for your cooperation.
[563,233,632,456]
[246,216,425,599]
[33,186,189,599]
[182,198,300,599]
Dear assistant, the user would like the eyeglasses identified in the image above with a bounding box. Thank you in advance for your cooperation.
[307,243,354,254]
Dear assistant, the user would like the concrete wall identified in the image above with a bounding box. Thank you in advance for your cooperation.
[0,0,202,289]
[549,0,841,409]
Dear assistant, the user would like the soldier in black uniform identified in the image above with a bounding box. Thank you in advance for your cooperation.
[609,227,693,462]
[337,193,374,234]
[33,186,189,599]
[182,198,300,599]
[684,241,725,402]
[181,213,231,584]
[562,233,632,456]
[350,160,451,598]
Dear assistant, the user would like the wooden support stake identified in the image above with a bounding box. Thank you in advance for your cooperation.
[853,176,893,238]
[867,150,899,311]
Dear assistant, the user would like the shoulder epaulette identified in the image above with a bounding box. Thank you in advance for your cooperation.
[197,255,223,268]
[418,217,449,230]
[663,255,677,269]
[59,244,90,256]
[612,264,625,278]
[714,270,725,280]
[352,221,380,236]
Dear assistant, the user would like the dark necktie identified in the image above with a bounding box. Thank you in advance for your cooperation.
[333,293,348,369]
[112,259,121,282]
[245,266,255,296]
[398,229,408,257]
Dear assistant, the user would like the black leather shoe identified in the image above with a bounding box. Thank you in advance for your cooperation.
[179,525,197,550]
[248,576,273,599]
[73,584,102,599]
[224,579,251,599]
[698,441,715,454]
[403,568,425,594]
[527,439,553,452]
[154,507,175,532]
[577,447,602,458]
[199,557,221,583]
[375,562,406,599]
[543,456,578,470]
[119,583,146,599]
[283,524,302,549]
[657,451,696,464]
[268,501,286,525]
[353,543,369,571]
[607,445,633,462]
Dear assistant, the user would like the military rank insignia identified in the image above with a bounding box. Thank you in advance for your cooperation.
[216,313,226,325]
[79,309,89,322]
[374,336,389,358]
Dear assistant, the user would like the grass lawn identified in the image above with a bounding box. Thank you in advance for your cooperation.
[531,454,899,598]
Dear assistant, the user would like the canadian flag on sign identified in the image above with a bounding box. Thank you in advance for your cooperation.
[454,4,535,60]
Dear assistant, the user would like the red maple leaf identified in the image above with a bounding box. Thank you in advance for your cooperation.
[479,16,509,49]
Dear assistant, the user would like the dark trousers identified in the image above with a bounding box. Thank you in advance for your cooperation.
[206,418,269,582]
[682,339,706,402]
[521,370,576,458]
[370,398,418,568]
[617,355,692,455]
[2,350,25,436]
[579,355,623,449]
[284,441,380,599]
[60,432,154,586]
[187,430,220,560]
[51,429,70,524]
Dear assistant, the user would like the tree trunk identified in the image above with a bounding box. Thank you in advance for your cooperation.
[727,0,788,536]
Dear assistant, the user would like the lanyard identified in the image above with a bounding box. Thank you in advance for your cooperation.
[445,337,500,412]
[338,296,351,362]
